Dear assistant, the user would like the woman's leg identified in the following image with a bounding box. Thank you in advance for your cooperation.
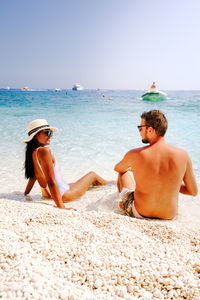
[62,171,108,202]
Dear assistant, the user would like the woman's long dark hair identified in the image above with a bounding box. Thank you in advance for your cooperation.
[24,137,39,179]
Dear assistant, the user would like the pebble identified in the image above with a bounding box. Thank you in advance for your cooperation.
[168,290,174,298]
[94,279,103,288]
[142,291,153,299]
[153,288,162,298]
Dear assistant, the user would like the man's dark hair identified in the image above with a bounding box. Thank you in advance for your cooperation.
[141,110,168,136]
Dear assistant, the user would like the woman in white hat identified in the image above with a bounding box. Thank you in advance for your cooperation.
[24,119,110,209]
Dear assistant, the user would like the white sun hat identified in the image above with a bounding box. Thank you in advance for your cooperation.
[23,119,58,143]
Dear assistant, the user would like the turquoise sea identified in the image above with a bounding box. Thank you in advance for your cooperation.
[0,89,199,217]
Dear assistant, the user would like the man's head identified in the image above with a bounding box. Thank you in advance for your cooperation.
[139,110,168,144]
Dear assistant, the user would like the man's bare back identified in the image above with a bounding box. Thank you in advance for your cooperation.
[115,110,198,219]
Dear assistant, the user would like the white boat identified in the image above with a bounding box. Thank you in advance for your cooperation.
[1,86,10,90]
[21,87,30,91]
[55,88,62,92]
[72,83,84,91]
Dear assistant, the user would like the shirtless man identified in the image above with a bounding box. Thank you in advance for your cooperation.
[114,110,198,219]
[150,81,156,89]
[148,81,158,93]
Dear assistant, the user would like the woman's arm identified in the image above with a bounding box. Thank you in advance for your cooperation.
[24,176,36,195]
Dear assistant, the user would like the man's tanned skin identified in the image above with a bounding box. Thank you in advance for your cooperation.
[114,110,198,219]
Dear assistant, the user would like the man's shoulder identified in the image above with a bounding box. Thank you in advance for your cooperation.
[167,143,188,155]
[127,146,148,155]
[165,144,191,163]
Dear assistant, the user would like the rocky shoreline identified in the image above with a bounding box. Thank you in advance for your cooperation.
[0,192,200,299]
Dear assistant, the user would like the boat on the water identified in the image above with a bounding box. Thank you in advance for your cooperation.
[142,91,167,101]
[72,83,83,91]
[1,86,10,90]
[142,82,167,101]
[21,87,30,91]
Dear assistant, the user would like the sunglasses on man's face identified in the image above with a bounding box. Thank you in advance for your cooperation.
[44,129,53,137]
[137,125,149,132]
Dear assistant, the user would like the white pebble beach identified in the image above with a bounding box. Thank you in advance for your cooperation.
[0,184,199,300]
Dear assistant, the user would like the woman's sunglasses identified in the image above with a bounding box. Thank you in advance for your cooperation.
[44,129,53,137]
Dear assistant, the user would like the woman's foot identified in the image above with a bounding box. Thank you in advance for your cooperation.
[91,179,116,187]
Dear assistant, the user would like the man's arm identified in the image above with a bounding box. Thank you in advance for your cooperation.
[179,155,198,196]
[114,151,133,174]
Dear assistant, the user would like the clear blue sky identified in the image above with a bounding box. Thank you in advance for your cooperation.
[1,0,200,90]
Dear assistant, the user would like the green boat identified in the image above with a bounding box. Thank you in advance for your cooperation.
[142,91,167,102]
